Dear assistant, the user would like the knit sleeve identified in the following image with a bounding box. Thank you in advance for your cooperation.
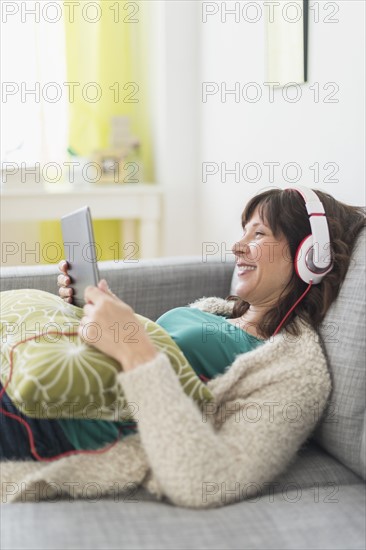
[188,296,235,317]
[117,350,331,509]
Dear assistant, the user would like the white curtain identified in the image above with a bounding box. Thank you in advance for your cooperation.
[1,1,68,168]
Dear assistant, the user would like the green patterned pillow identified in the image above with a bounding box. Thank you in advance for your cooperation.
[0,289,213,420]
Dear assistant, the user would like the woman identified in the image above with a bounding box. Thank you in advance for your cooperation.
[1,186,365,507]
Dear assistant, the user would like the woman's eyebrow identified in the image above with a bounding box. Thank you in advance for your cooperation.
[241,221,267,229]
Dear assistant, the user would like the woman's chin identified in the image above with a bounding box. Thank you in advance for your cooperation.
[234,285,250,302]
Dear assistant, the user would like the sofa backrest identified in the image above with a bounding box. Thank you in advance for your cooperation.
[0,256,234,321]
[314,227,365,480]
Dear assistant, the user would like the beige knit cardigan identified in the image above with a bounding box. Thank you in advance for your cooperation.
[0,297,332,508]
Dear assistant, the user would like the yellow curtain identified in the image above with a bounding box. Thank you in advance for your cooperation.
[40,0,154,263]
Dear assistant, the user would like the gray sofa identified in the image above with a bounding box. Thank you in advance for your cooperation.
[1,232,365,550]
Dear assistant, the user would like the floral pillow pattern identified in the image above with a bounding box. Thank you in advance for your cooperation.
[0,289,213,421]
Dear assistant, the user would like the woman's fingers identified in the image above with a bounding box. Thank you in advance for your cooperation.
[84,285,105,305]
[59,286,73,298]
[98,279,109,293]
[58,260,69,274]
[98,279,118,299]
[78,315,100,343]
[57,274,70,288]
[82,303,94,317]
[77,289,157,368]
[79,315,88,327]
[57,260,73,303]
[59,286,73,304]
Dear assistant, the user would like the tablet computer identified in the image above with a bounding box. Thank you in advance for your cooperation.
[61,206,100,307]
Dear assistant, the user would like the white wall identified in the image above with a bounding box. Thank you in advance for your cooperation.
[151,0,365,258]
[198,0,365,253]
[148,0,202,257]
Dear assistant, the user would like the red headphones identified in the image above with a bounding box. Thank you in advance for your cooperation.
[272,185,333,335]
[286,185,333,284]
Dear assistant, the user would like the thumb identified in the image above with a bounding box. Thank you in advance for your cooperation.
[98,279,117,299]
[98,279,111,293]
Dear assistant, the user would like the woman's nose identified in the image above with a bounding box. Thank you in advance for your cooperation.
[231,235,250,257]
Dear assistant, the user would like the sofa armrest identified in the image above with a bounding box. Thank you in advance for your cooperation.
[0,256,235,320]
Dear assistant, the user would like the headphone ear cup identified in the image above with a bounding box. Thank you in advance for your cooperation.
[294,235,332,285]
[294,235,324,285]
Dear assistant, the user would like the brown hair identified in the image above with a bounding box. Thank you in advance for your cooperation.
[226,188,366,339]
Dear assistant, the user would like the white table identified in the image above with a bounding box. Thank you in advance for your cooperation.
[0,183,163,259]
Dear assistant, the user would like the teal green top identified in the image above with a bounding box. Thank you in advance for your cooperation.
[156,307,265,380]
[59,307,265,450]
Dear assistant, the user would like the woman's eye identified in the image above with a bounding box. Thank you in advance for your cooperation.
[240,229,265,238]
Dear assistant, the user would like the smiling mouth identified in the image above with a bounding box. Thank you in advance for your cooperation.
[238,266,257,276]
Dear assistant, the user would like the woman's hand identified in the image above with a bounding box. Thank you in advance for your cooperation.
[57,260,73,304]
[78,280,159,372]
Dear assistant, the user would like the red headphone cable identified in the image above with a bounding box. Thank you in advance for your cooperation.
[272,281,313,337]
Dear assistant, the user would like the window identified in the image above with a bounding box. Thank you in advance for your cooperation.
[1,2,68,168]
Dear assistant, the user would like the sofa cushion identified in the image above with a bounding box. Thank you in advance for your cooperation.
[0,289,213,421]
[315,228,366,480]
[1,483,365,550]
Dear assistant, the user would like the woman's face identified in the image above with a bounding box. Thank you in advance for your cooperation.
[231,206,294,308]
